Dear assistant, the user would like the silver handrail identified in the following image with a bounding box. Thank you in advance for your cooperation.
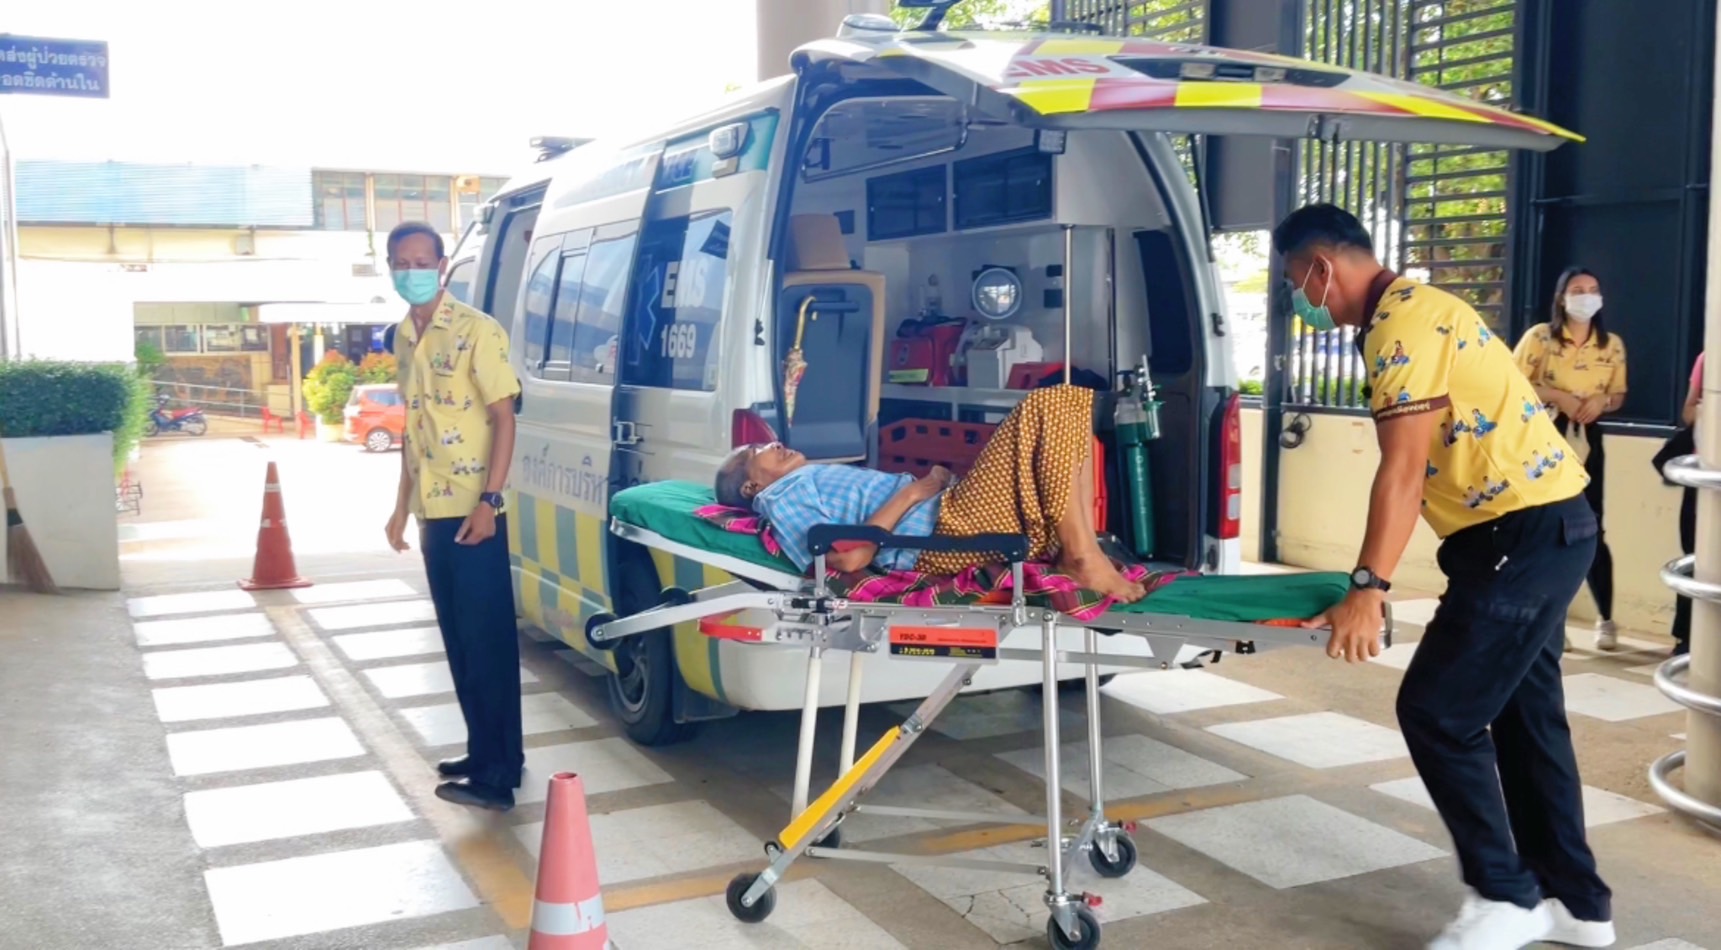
[1653,454,1721,831]
[1655,653,1721,718]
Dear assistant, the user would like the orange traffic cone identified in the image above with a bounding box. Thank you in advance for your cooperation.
[239,462,312,591]
[528,772,608,949]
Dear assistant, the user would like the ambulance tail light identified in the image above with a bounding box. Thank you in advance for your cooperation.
[1219,393,1242,541]
[732,409,778,449]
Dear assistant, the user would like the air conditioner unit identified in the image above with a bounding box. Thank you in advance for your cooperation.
[352,262,379,277]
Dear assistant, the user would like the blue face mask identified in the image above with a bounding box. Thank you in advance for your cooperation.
[1292,260,1337,333]
[392,268,442,306]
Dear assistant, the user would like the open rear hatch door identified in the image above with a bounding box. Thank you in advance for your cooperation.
[795,33,1580,151]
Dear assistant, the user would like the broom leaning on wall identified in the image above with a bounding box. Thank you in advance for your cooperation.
[0,429,56,594]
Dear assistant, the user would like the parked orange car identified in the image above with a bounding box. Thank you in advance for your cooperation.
[343,383,405,452]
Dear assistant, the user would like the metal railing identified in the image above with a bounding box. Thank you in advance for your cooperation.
[1292,0,1518,411]
[1654,456,1721,831]
[1051,0,1205,42]
[151,380,283,422]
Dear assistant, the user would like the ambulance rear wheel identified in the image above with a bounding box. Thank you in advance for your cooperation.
[605,551,696,746]
[1053,674,1116,693]
[607,629,694,746]
[726,873,776,924]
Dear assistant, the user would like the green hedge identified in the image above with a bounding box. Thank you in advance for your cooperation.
[0,360,152,472]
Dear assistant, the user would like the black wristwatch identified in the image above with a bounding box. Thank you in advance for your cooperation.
[479,491,506,513]
[1351,566,1391,593]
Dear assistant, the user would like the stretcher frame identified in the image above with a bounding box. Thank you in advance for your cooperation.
[593,518,1392,948]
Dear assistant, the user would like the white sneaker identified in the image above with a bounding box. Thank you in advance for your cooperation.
[1594,620,1618,652]
[1427,894,1552,950]
[1543,899,1616,947]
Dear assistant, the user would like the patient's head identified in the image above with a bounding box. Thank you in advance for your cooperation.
[716,442,806,508]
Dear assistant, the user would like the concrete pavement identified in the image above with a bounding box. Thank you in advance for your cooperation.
[0,432,1715,949]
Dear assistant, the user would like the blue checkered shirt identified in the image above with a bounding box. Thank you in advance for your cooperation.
[753,464,942,573]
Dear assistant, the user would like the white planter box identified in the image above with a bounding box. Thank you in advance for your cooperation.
[316,419,345,443]
[0,433,121,591]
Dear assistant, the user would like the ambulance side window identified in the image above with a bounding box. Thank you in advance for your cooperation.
[557,229,636,386]
[621,209,733,392]
[445,259,476,305]
[520,246,561,376]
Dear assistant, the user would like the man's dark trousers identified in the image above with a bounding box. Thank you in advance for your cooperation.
[421,515,524,791]
[1396,494,1612,921]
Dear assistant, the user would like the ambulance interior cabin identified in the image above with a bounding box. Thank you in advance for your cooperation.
[773,92,1215,570]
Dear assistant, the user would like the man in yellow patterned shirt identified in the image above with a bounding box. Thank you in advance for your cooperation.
[1273,205,1612,950]
[383,221,524,812]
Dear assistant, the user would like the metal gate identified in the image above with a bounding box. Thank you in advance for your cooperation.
[1293,0,1519,409]
[1053,1,1206,42]
[1048,0,1518,408]
[1052,0,1523,560]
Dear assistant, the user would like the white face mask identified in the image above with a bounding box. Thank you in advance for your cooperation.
[1565,293,1603,322]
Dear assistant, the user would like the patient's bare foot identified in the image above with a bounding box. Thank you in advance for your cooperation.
[1061,553,1147,603]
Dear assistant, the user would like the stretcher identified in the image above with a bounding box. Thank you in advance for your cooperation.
[590,481,1391,950]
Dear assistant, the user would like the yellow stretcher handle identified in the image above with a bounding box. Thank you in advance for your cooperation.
[777,725,902,851]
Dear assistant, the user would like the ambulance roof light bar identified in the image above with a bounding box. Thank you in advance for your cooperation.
[530,136,594,163]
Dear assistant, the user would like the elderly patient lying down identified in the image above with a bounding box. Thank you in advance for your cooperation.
[714,385,1146,603]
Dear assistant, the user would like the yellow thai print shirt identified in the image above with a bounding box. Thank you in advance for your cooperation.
[1362,276,1588,537]
[396,294,521,520]
[1511,322,1627,400]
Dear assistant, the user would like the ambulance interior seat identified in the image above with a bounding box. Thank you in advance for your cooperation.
[776,214,887,463]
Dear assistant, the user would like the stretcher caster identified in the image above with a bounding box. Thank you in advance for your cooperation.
[1088,833,1137,878]
[1046,905,1101,950]
[725,872,776,923]
[585,612,618,652]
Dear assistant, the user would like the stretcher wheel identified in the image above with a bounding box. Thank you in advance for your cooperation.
[1046,904,1101,950]
[813,825,842,850]
[725,872,776,924]
[1088,833,1137,878]
[585,612,619,652]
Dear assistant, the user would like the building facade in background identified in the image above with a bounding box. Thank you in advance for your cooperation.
[13,162,506,414]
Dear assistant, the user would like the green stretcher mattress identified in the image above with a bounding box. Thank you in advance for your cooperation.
[609,480,1350,624]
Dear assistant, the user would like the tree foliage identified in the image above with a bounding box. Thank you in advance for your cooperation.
[303,350,359,426]
[890,0,1052,30]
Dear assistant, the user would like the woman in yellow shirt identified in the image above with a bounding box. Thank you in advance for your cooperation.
[1513,267,1627,650]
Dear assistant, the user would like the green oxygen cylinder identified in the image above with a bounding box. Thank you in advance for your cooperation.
[1114,359,1163,559]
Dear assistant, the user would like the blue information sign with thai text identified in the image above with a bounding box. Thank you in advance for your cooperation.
[0,35,110,99]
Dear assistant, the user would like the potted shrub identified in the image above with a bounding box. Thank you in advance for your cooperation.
[0,360,147,590]
[358,352,398,384]
[303,350,358,442]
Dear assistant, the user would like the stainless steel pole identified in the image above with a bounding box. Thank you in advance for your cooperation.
[0,109,19,361]
[1686,0,1721,808]
[1063,225,1074,385]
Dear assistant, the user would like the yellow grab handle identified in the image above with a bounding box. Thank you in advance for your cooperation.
[776,725,901,851]
[791,296,819,351]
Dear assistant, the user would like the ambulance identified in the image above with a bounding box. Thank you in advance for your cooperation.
[462,11,1576,745]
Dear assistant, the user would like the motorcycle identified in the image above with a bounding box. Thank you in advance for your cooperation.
[146,396,208,437]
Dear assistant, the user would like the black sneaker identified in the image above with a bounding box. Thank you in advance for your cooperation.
[436,756,474,778]
[435,780,515,812]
